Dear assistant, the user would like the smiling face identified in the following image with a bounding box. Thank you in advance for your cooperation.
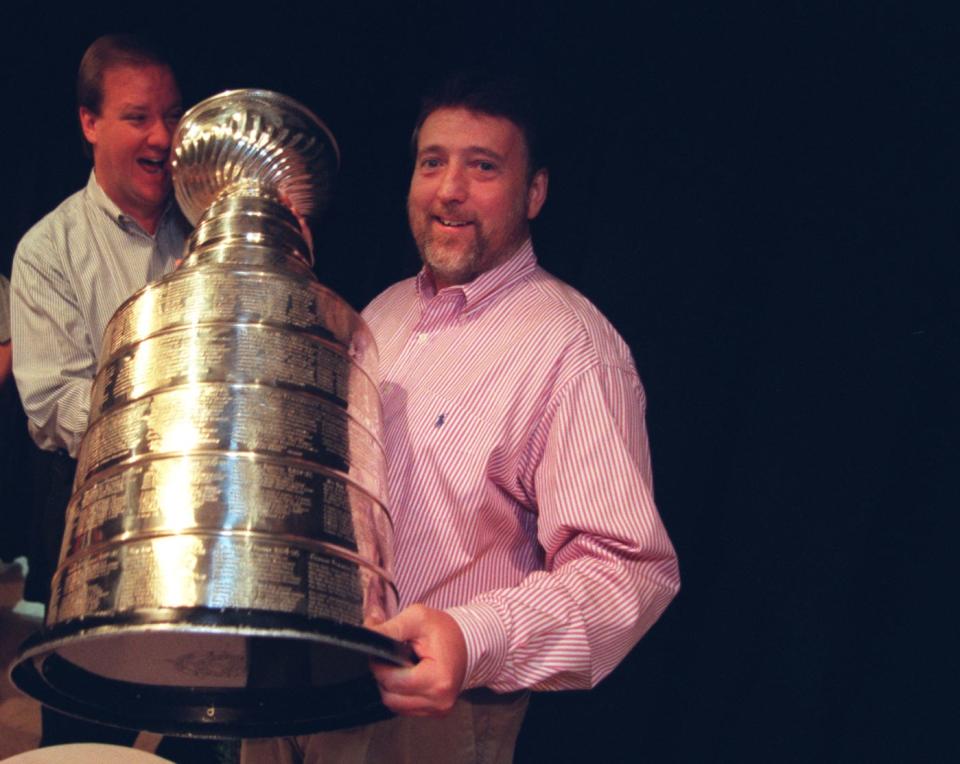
[407,107,548,289]
[80,64,182,234]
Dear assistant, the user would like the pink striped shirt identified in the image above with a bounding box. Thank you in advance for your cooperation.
[362,241,679,693]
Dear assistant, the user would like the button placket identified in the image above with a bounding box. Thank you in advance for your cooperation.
[388,291,462,380]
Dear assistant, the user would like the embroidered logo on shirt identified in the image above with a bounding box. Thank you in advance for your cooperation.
[434,414,446,428]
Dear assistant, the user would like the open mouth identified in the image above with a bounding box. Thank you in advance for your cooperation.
[434,216,472,228]
[137,158,167,174]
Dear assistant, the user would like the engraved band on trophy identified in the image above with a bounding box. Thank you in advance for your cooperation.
[11,90,410,738]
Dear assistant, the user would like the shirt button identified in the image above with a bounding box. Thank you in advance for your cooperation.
[416,332,429,345]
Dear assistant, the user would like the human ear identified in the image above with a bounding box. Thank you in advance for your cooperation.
[79,107,98,146]
[526,168,549,220]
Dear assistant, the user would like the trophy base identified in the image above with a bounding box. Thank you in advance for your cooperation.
[9,608,413,739]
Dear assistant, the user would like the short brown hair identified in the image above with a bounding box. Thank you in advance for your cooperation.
[77,34,174,157]
[411,69,547,181]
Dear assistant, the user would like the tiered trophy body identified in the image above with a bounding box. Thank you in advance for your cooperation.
[11,90,407,738]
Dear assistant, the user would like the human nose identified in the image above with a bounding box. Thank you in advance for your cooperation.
[437,164,467,203]
[147,117,173,150]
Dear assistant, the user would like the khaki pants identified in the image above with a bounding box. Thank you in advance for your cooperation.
[241,689,529,764]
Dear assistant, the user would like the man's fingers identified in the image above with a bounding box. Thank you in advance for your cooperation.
[370,654,437,697]
[367,603,427,643]
[378,689,452,718]
[368,618,406,643]
[362,603,388,628]
[371,656,458,702]
[369,658,415,689]
[375,668,459,718]
[365,604,466,717]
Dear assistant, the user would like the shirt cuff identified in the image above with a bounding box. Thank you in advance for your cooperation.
[445,601,510,690]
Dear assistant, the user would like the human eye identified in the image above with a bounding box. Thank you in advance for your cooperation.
[124,112,147,125]
[418,156,442,171]
[471,158,498,174]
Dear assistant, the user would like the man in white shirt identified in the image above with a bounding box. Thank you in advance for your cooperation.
[8,34,200,754]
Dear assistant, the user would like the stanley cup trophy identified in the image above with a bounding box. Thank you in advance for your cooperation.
[10,90,411,738]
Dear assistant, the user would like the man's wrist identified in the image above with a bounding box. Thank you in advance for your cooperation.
[445,601,509,690]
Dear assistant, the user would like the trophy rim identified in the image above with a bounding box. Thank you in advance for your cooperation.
[10,608,414,738]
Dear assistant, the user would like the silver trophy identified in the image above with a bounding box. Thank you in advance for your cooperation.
[11,90,410,737]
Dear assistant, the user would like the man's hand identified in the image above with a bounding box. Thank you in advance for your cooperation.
[367,604,468,717]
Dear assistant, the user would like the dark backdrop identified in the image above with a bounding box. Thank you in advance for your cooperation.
[2,3,955,761]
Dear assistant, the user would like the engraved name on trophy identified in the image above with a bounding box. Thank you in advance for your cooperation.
[11,90,409,738]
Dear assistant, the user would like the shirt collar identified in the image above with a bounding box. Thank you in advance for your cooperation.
[416,239,538,314]
[84,169,174,237]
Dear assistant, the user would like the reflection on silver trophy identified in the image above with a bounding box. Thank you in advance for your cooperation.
[11,89,410,738]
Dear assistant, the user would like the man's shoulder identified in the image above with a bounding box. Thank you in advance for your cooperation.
[523,266,633,364]
[15,186,90,262]
[525,266,595,317]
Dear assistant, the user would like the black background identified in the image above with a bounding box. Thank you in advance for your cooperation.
[1,2,956,761]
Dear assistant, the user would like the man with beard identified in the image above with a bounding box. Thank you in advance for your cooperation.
[244,72,680,763]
